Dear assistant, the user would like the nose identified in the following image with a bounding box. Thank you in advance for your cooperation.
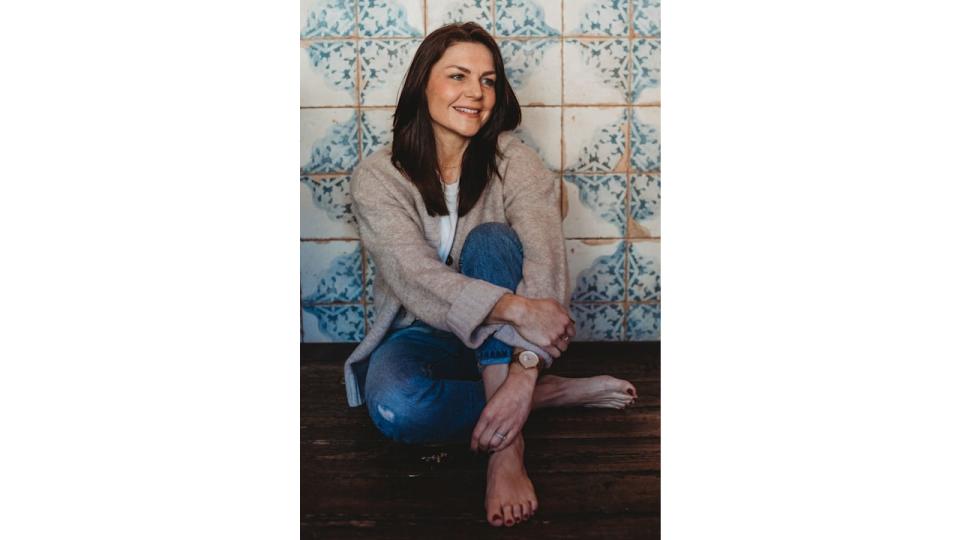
[465,78,482,99]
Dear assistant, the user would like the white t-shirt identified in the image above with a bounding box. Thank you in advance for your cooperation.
[437,179,459,265]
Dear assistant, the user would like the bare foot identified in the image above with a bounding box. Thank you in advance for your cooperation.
[485,434,537,527]
[533,374,638,409]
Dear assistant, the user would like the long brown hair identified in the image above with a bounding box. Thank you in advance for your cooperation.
[390,22,521,217]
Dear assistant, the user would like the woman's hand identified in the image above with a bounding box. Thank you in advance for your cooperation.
[512,297,576,358]
[471,368,536,453]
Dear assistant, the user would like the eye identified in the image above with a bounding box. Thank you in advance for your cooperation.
[482,78,496,87]
[450,74,464,80]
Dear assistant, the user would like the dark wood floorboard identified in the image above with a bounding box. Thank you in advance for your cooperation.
[301,341,660,539]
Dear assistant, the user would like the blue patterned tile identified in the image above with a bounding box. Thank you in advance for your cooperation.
[497,38,562,106]
[562,174,626,237]
[360,109,394,156]
[301,176,358,239]
[303,304,366,342]
[567,240,626,302]
[626,302,659,340]
[301,40,358,107]
[514,106,561,170]
[565,0,629,36]
[631,38,660,104]
[301,241,363,304]
[301,0,356,38]
[495,0,560,36]
[629,173,659,237]
[359,0,424,37]
[564,107,628,173]
[427,0,493,33]
[364,302,377,330]
[564,38,629,104]
[632,0,660,37]
[363,249,376,302]
[627,240,659,302]
[571,303,624,341]
[301,108,360,174]
[630,107,660,172]
[359,39,422,106]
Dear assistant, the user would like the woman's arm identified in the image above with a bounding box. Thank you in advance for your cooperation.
[351,162,511,345]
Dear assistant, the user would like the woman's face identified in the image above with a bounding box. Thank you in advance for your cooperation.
[424,41,497,143]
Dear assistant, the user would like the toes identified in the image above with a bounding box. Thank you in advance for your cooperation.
[512,503,523,524]
[488,506,503,527]
[503,504,515,527]
[522,500,532,520]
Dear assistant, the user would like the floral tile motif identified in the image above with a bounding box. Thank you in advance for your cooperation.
[495,0,560,36]
[497,38,561,106]
[301,109,359,175]
[301,176,358,239]
[359,0,424,37]
[631,38,660,104]
[301,241,364,304]
[628,239,659,302]
[566,239,626,302]
[629,173,660,237]
[626,302,659,340]
[364,302,376,330]
[632,0,660,37]
[302,304,366,342]
[363,249,376,302]
[361,109,394,156]
[571,303,624,341]
[514,106,561,171]
[427,0,493,33]
[564,107,628,173]
[565,0,629,36]
[562,174,626,238]
[564,38,629,104]
[301,0,356,38]
[630,107,660,172]
[301,41,357,107]
[360,39,422,106]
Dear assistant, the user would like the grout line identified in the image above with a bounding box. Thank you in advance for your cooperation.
[301,35,658,43]
[423,0,427,36]
[624,0,634,341]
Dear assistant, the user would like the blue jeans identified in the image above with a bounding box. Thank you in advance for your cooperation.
[364,222,524,444]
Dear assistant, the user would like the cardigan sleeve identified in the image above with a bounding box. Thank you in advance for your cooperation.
[350,161,512,345]
[501,141,571,308]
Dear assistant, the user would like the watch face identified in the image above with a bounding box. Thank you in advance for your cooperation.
[519,351,538,368]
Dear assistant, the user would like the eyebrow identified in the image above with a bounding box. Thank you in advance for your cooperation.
[446,65,496,77]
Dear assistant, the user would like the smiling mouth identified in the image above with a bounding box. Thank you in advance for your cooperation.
[453,106,481,117]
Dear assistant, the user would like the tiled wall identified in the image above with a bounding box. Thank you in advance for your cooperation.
[301,0,661,342]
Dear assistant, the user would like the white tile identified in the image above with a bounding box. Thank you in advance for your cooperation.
[301,0,357,38]
[426,0,493,33]
[360,109,394,156]
[301,240,364,303]
[631,38,660,105]
[495,0,561,36]
[301,176,359,239]
[498,38,561,106]
[564,107,628,173]
[301,108,360,174]
[566,239,626,302]
[630,106,660,172]
[564,0,629,36]
[627,239,659,302]
[563,38,629,105]
[626,302,659,340]
[301,41,357,107]
[359,0,424,36]
[628,173,659,237]
[359,39,422,106]
[514,106,561,171]
[562,174,626,238]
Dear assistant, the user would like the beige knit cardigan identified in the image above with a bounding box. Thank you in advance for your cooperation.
[343,132,571,407]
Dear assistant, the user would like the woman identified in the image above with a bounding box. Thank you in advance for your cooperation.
[344,22,637,528]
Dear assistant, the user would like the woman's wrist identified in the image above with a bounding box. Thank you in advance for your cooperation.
[486,293,528,325]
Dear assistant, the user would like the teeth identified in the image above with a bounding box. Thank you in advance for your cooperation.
[454,107,479,114]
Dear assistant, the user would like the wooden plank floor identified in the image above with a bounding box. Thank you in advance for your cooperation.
[302,342,660,539]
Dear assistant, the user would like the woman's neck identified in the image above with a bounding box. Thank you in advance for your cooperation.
[434,132,469,184]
